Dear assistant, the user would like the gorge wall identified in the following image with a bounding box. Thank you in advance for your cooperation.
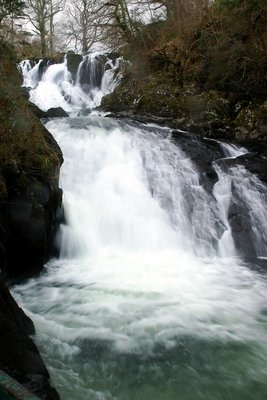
[0,42,62,399]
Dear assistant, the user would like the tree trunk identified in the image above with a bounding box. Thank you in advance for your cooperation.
[49,13,54,56]
[40,24,47,57]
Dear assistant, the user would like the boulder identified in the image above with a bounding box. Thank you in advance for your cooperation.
[29,104,69,119]
[43,107,69,118]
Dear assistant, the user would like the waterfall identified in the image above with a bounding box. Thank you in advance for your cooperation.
[13,57,267,400]
[20,53,122,114]
[19,59,43,88]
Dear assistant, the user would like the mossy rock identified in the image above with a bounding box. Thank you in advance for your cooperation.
[0,42,63,279]
[181,91,231,124]
[234,103,267,141]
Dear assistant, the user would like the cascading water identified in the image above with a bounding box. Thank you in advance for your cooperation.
[12,60,267,400]
[19,53,122,114]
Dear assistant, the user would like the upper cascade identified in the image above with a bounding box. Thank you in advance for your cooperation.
[19,53,122,115]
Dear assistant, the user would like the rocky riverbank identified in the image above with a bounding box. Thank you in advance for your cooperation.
[0,43,62,399]
[100,73,267,152]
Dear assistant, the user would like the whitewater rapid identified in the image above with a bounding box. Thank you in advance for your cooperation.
[20,55,121,114]
[12,116,267,400]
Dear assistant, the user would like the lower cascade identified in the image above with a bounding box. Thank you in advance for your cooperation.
[13,59,267,400]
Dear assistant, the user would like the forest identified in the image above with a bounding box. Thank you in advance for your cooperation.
[0,1,267,400]
[0,1,266,96]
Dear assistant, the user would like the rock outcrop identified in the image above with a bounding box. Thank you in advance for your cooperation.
[100,75,267,150]
[0,277,59,399]
[0,42,62,398]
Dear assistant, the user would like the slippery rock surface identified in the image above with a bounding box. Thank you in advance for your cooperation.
[29,103,69,119]
[0,42,62,399]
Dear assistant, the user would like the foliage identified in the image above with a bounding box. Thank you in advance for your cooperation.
[214,0,265,10]
[0,41,60,180]
[126,0,267,98]
[0,0,26,45]
[0,0,25,23]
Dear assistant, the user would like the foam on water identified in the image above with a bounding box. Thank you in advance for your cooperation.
[20,54,122,114]
[12,117,267,400]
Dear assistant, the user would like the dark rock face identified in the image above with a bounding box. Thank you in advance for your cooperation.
[4,175,63,280]
[66,51,83,81]
[0,276,59,400]
[1,123,63,280]
[38,59,54,81]
[29,103,69,119]
[136,121,266,261]
[43,107,69,119]
[228,199,257,259]
[215,153,267,259]
[218,152,267,186]
[77,55,106,93]
[171,130,225,191]
[0,42,62,399]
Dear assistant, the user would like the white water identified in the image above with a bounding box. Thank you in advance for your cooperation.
[212,143,248,257]
[13,117,267,400]
[13,57,267,399]
[19,54,121,114]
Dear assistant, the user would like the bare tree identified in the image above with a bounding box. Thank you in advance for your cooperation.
[48,0,64,55]
[26,0,64,56]
[148,0,210,22]
[62,0,107,53]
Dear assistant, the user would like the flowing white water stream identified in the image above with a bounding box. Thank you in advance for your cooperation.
[19,54,121,114]
[12,117,267,400]
[13,57,267,400]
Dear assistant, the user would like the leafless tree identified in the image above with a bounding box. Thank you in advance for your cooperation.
[62,0,109,53]
[26,0,64,56]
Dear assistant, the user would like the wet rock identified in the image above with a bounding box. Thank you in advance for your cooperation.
[29,103,69,120]
[38,59,54,80]
[28,102,47,119]
[0,42,61,400]
[43,107,69,118]
[4,178,63,280]
[228,200,257,259]
[216,153,267,259]
[218,152,267,186]
[66,51,83,80]
[171,130,224,191]
[21,86,31,100]
[0,276,59,400]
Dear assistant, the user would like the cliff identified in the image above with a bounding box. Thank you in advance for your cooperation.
[0,42,63,280]
[0,42,62,399]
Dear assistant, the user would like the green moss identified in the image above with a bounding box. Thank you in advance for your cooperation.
[0,42,60,182]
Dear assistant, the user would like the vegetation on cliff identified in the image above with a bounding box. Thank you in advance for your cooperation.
[0,40,61,399]
[0,40,63,279]
[101,0,267,146]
